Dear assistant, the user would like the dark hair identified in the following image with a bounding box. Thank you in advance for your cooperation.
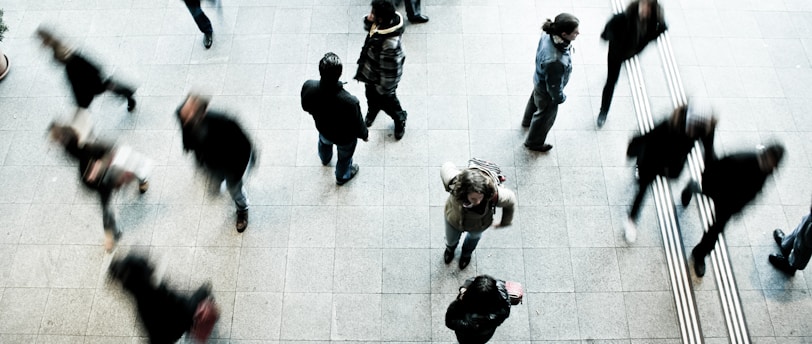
[451,169,496,205]
[108,253,156,293]
[319,52,343,82]
[541,13,579,36]
[628,0,660,17]
[760,144,785,168]
[371,0,397,24]
[463,275,505,311]
[48,123,78,146]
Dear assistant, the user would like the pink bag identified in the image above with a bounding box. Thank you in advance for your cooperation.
[190,297,220,342]
[505,281,524,305]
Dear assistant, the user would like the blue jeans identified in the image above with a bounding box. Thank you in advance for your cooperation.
[445,221,485,258]
[318,135,357,180]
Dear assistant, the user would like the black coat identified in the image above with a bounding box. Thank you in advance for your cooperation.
[63,137,115,193]
[445,281,511,344]
[178,110,253,181]
[627,119,714,181]
[701,153,770,214]
[601,1,667,60]
[301,80,368,145]
[65,54,107,108]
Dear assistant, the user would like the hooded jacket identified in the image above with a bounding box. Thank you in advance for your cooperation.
[601,0,667,60]
[701,152,771,214]
[533,33,572,104]
[627,118,715,180]
[301,80,369,145]
[441,162,516,232]
[355,13,406,95]
[177,108,253,181]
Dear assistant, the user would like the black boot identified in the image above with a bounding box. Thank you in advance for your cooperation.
[443,247,454,264]
[692,247,706,277]
[394,111,407,140]
[459,255,471,270]
[769,254,797,276]
[681,181,698,207]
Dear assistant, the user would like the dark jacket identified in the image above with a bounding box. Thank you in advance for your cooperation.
[64,136,114,192]
[177,109,253,181]
[601,1,667,60]
[65,53,108,108]
[446,280,511,344]
[355,13,406,95]
[301,80,368,145]
[701,153,770,214]
[627,119,714,180]
[533,33,572,104]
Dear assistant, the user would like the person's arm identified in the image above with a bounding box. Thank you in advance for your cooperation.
[352,96,369,141]
[441,162,461,192]
[544,62,567,104]
[445,300,478,331]
[494,186,516,227]
[363,13,374,31]
[376,37,404,95]
[601,14,625,42]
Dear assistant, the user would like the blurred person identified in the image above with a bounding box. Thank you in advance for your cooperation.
[49,124,151,251]
[769,196,812,276]
[355,0,408,140]
[683,144,785,277]
[522,13,580,152]
[176,93,254,232]
[441,161,516,269]
[301,52,369,185]
[182,0,214,48]
[596,0,667,128]
[108,252,219,344]
[36,27,137,113]
[446,274,511,344]
[623,103,716,243]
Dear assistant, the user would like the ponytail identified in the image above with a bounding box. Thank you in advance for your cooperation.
[542,13,579,36]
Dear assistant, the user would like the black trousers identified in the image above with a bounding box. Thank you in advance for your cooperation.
[183,0,213,34]
[629,173,656,221]
[365,84,406,122]
[600,53,625,114]
[404,0,422,18]
[693,206,735,258]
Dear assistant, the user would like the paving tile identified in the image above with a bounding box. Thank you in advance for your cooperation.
[231,292,283,340]
[284,248,334,293]
[570,247,622,292]
[381,294,432,341]
[40,288,94,335]
[0,288,50,334]
[333,248,382,293]
[280,293,332,340]
[527,292,580,340]
[331,293,381,341]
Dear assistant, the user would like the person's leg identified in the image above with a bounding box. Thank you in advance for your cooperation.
[317,135,333,166]
[459,230,484,269]
[99,190,120,251]
[335,140,358,180]
[364,84,382,127]
[226,175,249,232]
[521,89,538,128]
[598,53,624,122]
[524,90,558,149]
[103,79,137,112]
[379,90,407,140]
[445,220,463,251]
[629,174,655,222]
[692,210,731,277]
[404,0,428,22]
[183,0,213,34]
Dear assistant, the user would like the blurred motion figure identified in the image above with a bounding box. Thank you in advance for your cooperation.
[769,196,812,276]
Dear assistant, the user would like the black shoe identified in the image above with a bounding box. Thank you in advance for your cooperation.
[681,183,694,207]
[408,14,429,23]
[596,110,608,128]
[525,143,553,152]
[336,164,360,185]
[364,113,377,127]
[394,119,406,140]
[692,248,705,277]
[774,229,785,246]
[236,209,248,233]
[459,256,471,270]
[127,97,136,112]
[204,33,213,49]
[769,254,796,276]
[443,248,454,264]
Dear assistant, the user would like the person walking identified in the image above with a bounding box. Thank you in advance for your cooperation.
[441,161,516,269]
[683,144,785,277]
[182,0,214,48]
[446,275,512,344]
[769,197,812,276]
[37,27,137,113]
[596,0,667,128]
[623,103,716,243]
[49,124,151,251]
[176,94,254,232]
[522,13,580,152]
[302,52,369,185]
[402,0,429,23]
[355,0,408,140]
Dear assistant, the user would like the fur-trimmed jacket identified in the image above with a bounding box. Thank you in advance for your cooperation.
[355,13,406,95]
[441,162,516,232]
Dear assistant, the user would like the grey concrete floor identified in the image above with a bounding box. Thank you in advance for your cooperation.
[0,0,810,343]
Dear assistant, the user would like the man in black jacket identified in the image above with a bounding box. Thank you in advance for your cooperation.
[177,94,254,232]
[683,144,785,277]
[596,0,667,128]
[37,28,137,112]
[302,52,369,185]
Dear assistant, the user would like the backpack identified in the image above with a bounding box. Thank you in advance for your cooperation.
[467,158,506,186]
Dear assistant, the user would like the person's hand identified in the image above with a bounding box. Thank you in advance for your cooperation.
[362,136,369,142]
[366,13,375,22]
[492,222,502,228]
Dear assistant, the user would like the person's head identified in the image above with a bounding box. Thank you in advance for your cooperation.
[462,275,505,309]
[541,13,580,42]
[636,0,659,20]
[48,123,78,147]
[451,169,496,209]
[319,52,343,83]
[108,253,156,293]
[756,144,785,173]
[179,93,210,126]
[370,0,397,25]
[35,27,73,62]
[673,102,717,139]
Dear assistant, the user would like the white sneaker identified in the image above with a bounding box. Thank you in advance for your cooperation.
[624,218,637,244]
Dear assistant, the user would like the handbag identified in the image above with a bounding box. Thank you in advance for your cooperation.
[505,281,524,305]
[190,296,220,342]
